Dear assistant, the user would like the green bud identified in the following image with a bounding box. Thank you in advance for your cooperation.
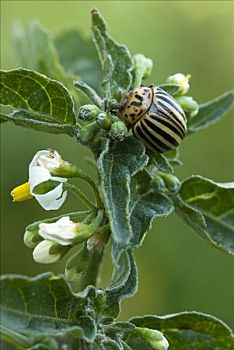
[152,174,166,192]
[127,327,169,350]
[112,88,125,102]
[110,121,128,140]
[78,104,101,121]
[23,230,42,249]
[93,289,106,315]
[104,98,119,111]
[159,173,181,192]
[65,243,89,282]
[133,53,153,87]
[166,73,191,96]
[96,112,112,130]
[78,121,100,145]
[176,96,199,117]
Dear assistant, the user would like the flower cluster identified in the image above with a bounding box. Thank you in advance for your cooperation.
[11,149,105,265]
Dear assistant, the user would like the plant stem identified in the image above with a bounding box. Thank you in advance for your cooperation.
[64,183,97,211]
[52,164,102,208]
[75,225,110,292]
[74,81,104,109]
[76,246,104,292]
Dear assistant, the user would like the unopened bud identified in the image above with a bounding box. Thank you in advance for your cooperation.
[133,54,153,87]
[96,112,112,130]
[166,73,191,96]
[159,173,181,192]
[152,174,165,192]
[32,240,68,264]
[24,230,42,249]
[129,327,169,350]
[176,96,199,117]
[79,104,101,121]
[110,121,128,140]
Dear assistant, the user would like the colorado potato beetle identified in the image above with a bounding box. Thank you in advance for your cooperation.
[119,85,187,153]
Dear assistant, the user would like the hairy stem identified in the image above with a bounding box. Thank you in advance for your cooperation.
[64,183,97,210]
[53,164,102,208]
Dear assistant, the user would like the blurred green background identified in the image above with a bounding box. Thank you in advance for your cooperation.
[1,0,234,327]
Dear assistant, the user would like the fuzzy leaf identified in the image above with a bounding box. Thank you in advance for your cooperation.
[54,29,101,89]
[0,273,98,348]
[0,69,76,127]
[179,176,234,255]
[130,312,234,350]
[105,250,138,318]
[98,137,148,248]
[151,152,173,173]
[129,172,174,248]
[188,91,234,133]
[13,21,68,83]
[91,9,133,99]
[158,84,180,95]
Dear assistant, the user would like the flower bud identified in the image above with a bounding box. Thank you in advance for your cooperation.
[110,121,128,140]
[112,89,125,102]
[38,216,79,246]
[78,104,101,121]
[96,112,112,130]
[159,173,181,192]
[166,73,191,96]
[133,53,153,90]
[152,174,166,192]
[130,327,169,350]
[133,53,153,81]
[24,230,42,249]
[32,240,68,264]
[176,96,199,117]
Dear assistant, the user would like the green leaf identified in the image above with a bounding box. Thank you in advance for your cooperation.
[0,69,76,127]
[98,137,148,248]
[164,148,183,166]
[105,250,138,318]
[54,28,101,90]
[150,152,173,173]
[187,91,234,133]
[158,84,180,95]
[91,9,133,99]
[173,195,209,244]
[179,176,234,255]
[130,312,234,350]
[13,21,76,96]
[129,171,174,248]
[0,273,99,348]
[104,322,135,334]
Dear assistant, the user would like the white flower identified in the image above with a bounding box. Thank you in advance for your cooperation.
[32,240,62,264]
[11,149,67,210]
[166,73,190,96]
[39,216,79,246]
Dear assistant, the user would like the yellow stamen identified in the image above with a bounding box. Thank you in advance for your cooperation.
[11,182,33,202]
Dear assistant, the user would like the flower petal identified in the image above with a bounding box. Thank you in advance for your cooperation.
[33,240,61,264]
[35,184,67,210]
[39,217,78,245]
[29,166,51,190]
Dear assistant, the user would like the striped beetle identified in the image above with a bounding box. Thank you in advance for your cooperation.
[119,85,187,153]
